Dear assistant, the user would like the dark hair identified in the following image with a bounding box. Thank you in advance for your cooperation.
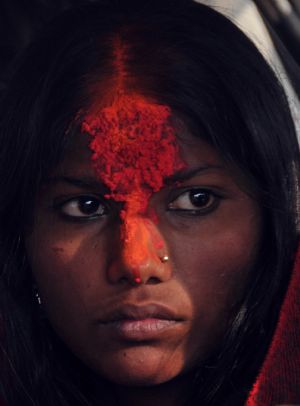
[0,1,299,405]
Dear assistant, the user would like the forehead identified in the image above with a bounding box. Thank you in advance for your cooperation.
[58,123,225,179]
[56,92,228,181]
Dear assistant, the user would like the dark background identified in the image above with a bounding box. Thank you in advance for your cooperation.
[0,0,92,91]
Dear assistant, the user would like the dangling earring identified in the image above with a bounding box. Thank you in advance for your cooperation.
[32,284,48,321]
[33,284,42,306]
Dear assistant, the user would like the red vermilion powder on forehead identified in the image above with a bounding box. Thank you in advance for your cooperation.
[81,95,185,217]
[81,95,185,281]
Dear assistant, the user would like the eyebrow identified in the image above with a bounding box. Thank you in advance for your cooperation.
[45,175,108,192]
[45,165,224,190]
[165,164,224,184]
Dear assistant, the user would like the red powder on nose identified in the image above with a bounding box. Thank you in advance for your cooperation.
[81,94,185,280]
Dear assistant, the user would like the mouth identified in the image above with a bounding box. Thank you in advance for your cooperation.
[96,303,185,341]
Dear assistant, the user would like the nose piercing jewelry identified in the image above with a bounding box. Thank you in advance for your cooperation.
[160,255,169,263]
[132,255,169,285]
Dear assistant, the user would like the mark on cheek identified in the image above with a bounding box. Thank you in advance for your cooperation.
[52,247,65,254]
[81,94,185,280]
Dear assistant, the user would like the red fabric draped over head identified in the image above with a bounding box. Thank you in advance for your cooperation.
[246,247,300,405]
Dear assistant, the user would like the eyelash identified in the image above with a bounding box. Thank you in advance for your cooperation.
[53,188,221,222]
[167,188,221,216]
[54,195,110,221]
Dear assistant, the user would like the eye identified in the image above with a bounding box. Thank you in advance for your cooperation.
[58,196,108,219]
[168,188,219,215]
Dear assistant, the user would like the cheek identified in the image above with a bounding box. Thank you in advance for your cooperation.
[161,201,262,364]
[25,223,111,326]
[168,200,261,315]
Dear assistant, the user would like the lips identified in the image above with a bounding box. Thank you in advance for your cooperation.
[96,303,185,341]
[98,303,183,323]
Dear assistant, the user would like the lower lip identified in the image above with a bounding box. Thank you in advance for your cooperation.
[99,318,180,341]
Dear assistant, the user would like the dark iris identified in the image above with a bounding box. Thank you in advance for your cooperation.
[78,197,104,215]
[189,190,211,207]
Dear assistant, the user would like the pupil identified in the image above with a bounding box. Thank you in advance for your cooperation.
[190,190,210,207]
[79,198,100,215]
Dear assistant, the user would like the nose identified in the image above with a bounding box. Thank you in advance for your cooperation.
[107,215,172,285]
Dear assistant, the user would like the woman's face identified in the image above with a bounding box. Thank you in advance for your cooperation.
[25,115,261,387]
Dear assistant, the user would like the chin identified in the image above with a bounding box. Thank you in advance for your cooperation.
[95,345,184,386]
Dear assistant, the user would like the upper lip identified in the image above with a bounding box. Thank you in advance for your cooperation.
[97,303,184,324]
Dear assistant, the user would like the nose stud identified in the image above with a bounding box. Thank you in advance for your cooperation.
[160,255,169,263]
[132,254,170,285]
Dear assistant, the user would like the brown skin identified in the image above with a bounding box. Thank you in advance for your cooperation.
[25,133,261,405]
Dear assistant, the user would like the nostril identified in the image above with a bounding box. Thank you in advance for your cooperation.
[119,276,129,285]
[147,277,161,285]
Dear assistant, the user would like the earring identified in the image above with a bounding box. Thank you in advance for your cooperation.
[33,285,42,305]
